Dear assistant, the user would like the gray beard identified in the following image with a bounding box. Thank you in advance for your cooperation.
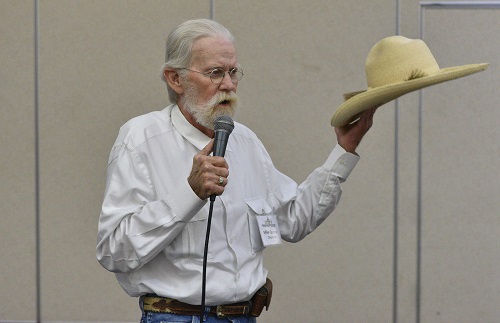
[181,86,239,130]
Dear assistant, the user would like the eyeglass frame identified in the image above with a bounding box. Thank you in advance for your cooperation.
[179,67,244,84]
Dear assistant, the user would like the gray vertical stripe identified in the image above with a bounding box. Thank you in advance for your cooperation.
[393,1,401,322]
[34,0,41,322]
[210,0,215,19]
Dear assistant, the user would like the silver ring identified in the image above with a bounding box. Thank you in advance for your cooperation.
[218,176,224,185]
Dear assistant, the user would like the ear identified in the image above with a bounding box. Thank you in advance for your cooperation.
[164,68,184,95]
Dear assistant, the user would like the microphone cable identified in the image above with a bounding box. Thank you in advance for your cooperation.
[200,196,216,321]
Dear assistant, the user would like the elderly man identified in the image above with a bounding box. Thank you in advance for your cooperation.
[97,19,376,322]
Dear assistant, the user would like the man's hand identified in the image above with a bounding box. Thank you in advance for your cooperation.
[335,106,378,154]
[188,140,229,200]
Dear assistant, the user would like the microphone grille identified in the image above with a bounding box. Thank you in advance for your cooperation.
[214,115,234,133]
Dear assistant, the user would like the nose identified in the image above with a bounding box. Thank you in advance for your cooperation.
[218,72,237,91]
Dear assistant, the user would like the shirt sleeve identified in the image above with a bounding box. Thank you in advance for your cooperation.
[323,144,360,182]
[274,144,359,242]
[96,142,206,273]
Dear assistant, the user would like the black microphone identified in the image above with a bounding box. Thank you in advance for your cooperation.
[212,115,234,157]
[210,115,234,201]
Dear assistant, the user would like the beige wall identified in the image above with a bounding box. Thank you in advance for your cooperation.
[1,1,498,322]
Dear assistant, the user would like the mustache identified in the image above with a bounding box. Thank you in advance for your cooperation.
[212,92,239,106]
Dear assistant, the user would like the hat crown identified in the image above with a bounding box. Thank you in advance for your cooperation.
[365,36,440,89]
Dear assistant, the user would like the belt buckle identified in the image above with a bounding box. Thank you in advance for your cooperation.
[216,302,250,318]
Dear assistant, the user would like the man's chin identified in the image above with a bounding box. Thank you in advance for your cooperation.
[185,101,238,130]
[213,104,237,119]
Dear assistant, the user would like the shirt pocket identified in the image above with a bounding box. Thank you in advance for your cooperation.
[245,198,273,254]
[164,207,209,262]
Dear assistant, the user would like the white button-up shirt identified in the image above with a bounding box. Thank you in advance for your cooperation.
[96,105,359,305]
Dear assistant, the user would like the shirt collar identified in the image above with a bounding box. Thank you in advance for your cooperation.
[171,105,211,151]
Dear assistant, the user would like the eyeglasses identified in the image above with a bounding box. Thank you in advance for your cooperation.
[181,67,244,84]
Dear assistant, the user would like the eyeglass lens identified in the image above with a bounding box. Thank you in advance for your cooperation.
[210,68,243,84]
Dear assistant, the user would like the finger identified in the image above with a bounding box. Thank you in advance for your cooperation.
[212,157,229,170]
[368,105,377,117]
[215,175,227,187]
[358,107,375,124]
[215,166,230,181]
[199,139,214,156]
[212,169,229,193]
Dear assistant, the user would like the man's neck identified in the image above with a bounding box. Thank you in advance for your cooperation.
[177,104,214,138]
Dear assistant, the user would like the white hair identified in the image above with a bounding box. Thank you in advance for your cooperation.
[160,19,235,103]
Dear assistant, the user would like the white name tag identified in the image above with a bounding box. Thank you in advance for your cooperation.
[256,215,282,246]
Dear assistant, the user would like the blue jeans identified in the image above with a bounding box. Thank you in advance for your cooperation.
[140,309,257,323]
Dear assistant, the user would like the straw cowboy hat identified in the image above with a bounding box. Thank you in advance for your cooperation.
[331,36,488,127]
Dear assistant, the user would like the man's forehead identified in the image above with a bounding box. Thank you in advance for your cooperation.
[190,36,237,67]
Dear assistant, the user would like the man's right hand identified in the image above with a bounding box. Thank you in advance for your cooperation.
[187,139,229,200]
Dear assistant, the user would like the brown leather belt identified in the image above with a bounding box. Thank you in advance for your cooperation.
[142,296,251,318]
[143,278,272,318]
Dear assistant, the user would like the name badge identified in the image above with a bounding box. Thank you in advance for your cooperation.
[256,215,282,246]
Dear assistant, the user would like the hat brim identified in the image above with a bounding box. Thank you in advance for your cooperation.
[331,63,488,127]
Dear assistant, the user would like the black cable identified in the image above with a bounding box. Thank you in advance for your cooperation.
[200,196,216,321]
[199,115,233,321]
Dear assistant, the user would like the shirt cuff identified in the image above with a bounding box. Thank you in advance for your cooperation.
[322,144,360,182]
